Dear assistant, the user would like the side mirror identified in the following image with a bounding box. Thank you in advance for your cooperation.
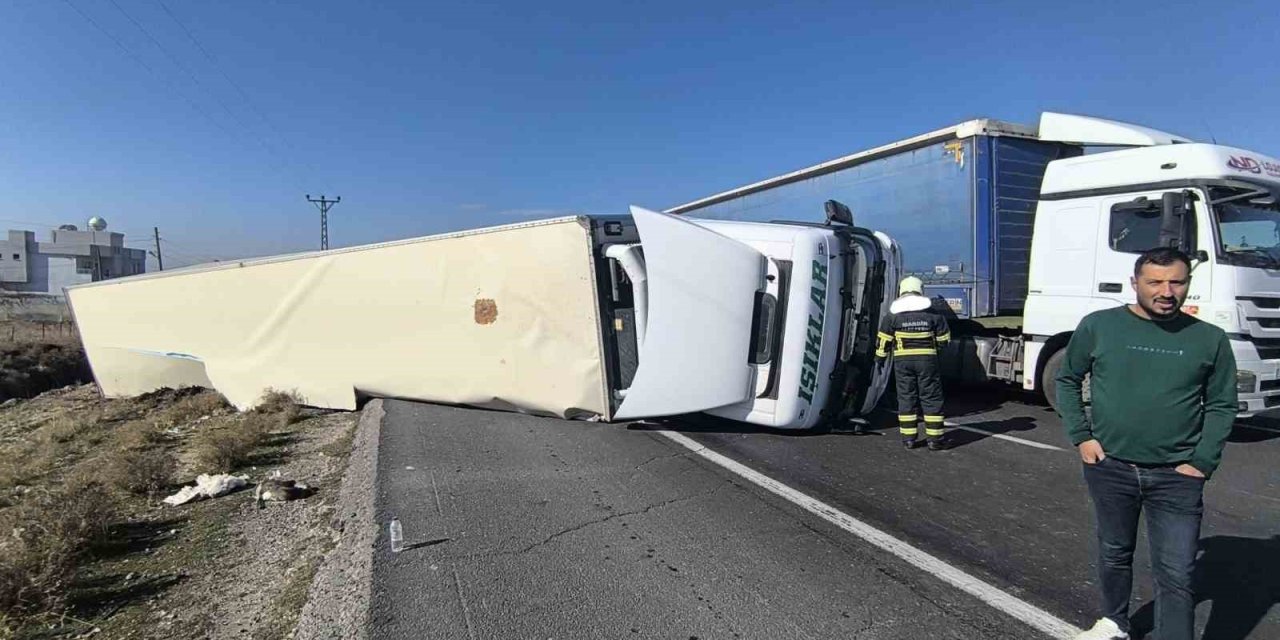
[1190,249,1210,272]
[1159,190,1197,253]
[1158,192,1186,249]
[824,200,854,226]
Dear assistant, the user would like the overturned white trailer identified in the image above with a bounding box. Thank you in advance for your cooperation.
[68,207,898,428]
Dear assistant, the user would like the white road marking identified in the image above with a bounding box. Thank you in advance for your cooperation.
[656,429,1082,640]
[944,421,1067,452]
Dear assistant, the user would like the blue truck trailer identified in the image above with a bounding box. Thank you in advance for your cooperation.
[666,118,1079,320]
[666,113,1280,415]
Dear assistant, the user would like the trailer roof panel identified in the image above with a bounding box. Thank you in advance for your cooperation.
[664,118,1037,215]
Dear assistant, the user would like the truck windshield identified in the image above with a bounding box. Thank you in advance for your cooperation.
[1212,186,1280,269]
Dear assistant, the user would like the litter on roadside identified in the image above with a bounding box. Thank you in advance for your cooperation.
[162,473,249,506]
[254,471,315,509]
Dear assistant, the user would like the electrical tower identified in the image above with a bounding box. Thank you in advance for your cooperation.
[306,194,341,250]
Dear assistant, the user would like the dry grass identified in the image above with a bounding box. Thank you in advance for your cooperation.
[164,390,231,427]
[0,441,68,498]
[0,476,117,622]
[0,449,37,495]
[0,385,275,629]
[113,420,166,451]
[41,412,102,445]
[253,388,305,425]
[0,320,78,347]
[0,343,90,403]
[191,413,273,474]
[103,449,176,496]
[0,378,340,636]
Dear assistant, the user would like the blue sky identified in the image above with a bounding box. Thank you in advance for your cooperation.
[1,0,1275,267]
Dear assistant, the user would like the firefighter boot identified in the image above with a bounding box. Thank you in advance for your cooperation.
[924,415,946,450]
[899,414,919,449]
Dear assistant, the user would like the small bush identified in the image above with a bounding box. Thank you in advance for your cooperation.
[253,388,304,425]
[0,443,60,492]
[103,449,175,496]
[113,420,166,451]
[191,413,272,473]
[0,451,33,493]
[0,532,75,622]
[42,417,82,445]
[0,477,117,620]
[45,476,117,550]
[41,413,100,445]
[164,390,231,427]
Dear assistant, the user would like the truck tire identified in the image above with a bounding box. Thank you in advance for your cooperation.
[1041,348,1089,415]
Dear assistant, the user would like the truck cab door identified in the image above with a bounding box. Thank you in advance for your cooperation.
[857,232,902,415]
[836,230,902,420]
[613,207,769,420]
[1094,190,1210,309]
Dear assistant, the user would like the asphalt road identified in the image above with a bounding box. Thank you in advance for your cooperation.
[369,387,1279,640]
[370,398,1040,640]
[674,385,1280,640]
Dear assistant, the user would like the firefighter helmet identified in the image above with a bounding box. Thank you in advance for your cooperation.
[899,276,924,296]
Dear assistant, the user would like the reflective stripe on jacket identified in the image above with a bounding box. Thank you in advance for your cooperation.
[875,294,950,359]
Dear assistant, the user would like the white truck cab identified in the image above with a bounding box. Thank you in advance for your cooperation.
[1025,116,1280,415]
[612,206,901,429]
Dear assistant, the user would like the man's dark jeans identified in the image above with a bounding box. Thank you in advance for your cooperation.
[1083,455,1205,640]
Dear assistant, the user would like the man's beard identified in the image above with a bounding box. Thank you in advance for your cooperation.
[1140,295,1182,320]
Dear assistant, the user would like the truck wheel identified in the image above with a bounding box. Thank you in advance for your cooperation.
[1040,348,1090,415]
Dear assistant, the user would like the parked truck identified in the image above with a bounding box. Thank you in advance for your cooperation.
[666,112,1280,416]
[66,207,901,429]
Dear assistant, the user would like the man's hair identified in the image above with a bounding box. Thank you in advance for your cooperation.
[1133,247,1192,277]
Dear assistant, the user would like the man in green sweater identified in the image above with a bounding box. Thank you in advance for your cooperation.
[1058,247,1237,640]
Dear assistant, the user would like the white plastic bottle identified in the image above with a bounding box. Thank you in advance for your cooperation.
[389,517,404,553]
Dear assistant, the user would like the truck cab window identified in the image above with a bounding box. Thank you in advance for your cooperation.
[1109,204,1162,254]
[1211,186,1280,269]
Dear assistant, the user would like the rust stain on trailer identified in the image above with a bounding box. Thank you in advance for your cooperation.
[474,299,498,325]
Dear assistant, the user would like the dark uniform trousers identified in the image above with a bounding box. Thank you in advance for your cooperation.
[893,357,945,440]
[876,296,950,442]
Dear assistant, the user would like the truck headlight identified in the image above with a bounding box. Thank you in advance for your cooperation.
[1237,370,1258,394]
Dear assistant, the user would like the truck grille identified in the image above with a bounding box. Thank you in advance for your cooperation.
[1262,379,1280,392]
[1251,338,1280,361]
[1239,296,1280,310]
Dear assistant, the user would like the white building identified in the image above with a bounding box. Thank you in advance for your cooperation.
[0,220,147,296]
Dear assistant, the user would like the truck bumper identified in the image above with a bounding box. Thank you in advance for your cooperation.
[1236,389,1280,418]
[1233,391,1274,417]
[1232,350,1280,418]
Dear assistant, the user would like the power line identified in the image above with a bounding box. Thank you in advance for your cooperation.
[156,236,216,255]
[155,239,225,264]
[61,0,314,198]
[154,0,332,194]
[159,247,220,263]
[0,218,61,230]
[60,0,240,142]
[157,247,208,260]
[102,0,313,195]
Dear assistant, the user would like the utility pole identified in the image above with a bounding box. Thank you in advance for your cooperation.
[150,227,164,271]
[306,194,341,250]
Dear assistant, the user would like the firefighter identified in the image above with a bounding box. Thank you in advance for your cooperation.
[876,276,951,450]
